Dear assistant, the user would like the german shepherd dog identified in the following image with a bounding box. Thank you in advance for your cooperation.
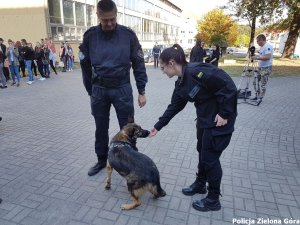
[105,120,166,210]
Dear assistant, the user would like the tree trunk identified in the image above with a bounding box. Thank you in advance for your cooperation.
[249,16,256,47]
[282,9,300,58]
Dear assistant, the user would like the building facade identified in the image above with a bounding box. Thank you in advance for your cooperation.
[272,32,300,57]
[0,0,182,59]
[178,17,198,50]
[114,0,182,48]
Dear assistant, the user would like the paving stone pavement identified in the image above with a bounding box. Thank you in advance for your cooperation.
[0,67,299,225]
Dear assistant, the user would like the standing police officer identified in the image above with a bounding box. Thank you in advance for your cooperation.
[190,39,206,63]
[149,44,237,211]
[79,0,148,176]
[153,42,161,68]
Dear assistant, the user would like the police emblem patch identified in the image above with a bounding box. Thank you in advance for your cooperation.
[137,49,144,59]
[79,51,85,60]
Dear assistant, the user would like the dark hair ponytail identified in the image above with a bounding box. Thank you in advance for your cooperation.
[159,44,188,66]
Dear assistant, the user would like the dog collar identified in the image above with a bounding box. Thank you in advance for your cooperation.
[110,141,132,149]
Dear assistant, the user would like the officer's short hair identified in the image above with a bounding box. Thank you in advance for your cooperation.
[257,34,266,41]
[97,0,117,12]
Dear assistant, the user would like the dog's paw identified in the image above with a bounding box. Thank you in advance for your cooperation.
[105,184,111,190]
[121,204,132,210]
[121,201,141,210]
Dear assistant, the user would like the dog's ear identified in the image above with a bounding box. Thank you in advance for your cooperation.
[127,116,134,124]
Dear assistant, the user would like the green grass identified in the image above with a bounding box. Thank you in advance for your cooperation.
[219,55,300,77]
[73,56,299,78]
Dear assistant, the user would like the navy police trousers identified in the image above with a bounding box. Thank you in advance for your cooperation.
[196,125,232,198]
[90,83,134,161]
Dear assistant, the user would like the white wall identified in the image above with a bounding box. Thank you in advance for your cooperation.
[178,17,197,49]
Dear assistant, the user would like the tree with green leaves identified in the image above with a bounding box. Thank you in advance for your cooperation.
[276,0,299,58]
[228,0,281,46]
[196,9,239,47]
[228,0,299,58]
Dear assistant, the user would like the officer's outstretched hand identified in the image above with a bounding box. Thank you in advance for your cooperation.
[138,94,147,108]
[214,114,228,127]
[149,128,158,137]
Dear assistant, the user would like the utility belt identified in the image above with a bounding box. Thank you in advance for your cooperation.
[92,65,131,88]
[93,75,130,88]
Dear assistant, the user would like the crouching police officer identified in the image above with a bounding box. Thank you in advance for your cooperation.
[149,44,237,211]
[79,0,148,176]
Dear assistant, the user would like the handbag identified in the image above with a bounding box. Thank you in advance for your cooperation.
[58,61,64,67]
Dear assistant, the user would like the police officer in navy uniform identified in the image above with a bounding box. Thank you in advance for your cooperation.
[79,0,148,176]
[149,44,237,211]
[190,39,206,63]
[152,42,161,68]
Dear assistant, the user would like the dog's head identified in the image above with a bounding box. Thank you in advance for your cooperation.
[122,122,150,142]
[111,117,150,146]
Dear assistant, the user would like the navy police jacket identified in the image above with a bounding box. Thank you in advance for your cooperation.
[154,63,238,135]
[79,24,147,96]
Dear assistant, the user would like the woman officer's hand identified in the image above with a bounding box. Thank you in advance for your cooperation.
[149,128,158,137]
[214,114,228,127]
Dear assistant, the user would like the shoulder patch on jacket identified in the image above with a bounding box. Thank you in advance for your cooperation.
[137,49,144,59]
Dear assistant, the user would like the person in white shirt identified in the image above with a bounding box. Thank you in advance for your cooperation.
[251,34,273,100]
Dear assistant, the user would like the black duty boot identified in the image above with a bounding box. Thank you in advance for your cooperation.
[182,174,207,196]
[88,160,107,176]
[192,196,221,211]
[192,189,222,211]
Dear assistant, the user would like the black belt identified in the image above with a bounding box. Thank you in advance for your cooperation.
[93,76,130,88]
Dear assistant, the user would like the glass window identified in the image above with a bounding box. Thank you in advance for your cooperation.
[143,19,150,33]
[75,2,85,26]
[63,0,74,25]
[48,0,61,24]
[86,5,94,27]
[115,0,123,7]
[51,26,58,40]
[70,27,76,40]
[65,27,70,39]
[57,27,64,41]
[117,12,123,25]
[77,28,85,41]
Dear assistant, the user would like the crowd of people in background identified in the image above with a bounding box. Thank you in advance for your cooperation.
[0,37,74,89]
[190,39,222,67]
